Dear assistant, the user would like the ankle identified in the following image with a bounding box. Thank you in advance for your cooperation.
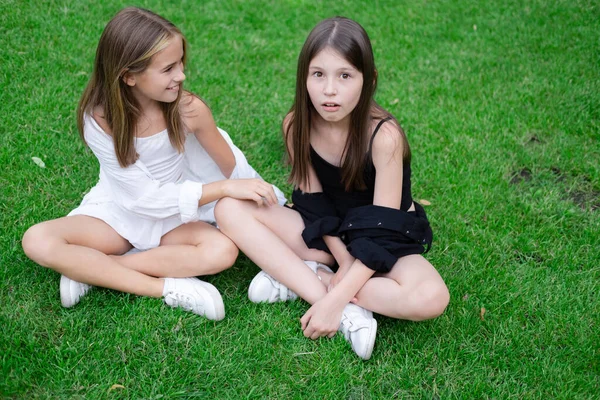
[316,270,333,286]
[157,278,169,298]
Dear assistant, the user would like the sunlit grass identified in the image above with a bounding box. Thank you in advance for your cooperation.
[1,0,598,398]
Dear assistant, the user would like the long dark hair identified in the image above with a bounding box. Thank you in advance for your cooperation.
[77,7,187,167]
[286,16,410,191]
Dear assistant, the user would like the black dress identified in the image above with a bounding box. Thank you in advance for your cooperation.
[292,118,433,273]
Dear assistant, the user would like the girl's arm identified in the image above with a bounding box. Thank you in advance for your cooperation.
[182,94,236,178]
[83,113,276,225]
[198,178,278,207]
[302,120,406,336]
[182,94,278,206]
[371,121,406,210]
[316,122,406,294]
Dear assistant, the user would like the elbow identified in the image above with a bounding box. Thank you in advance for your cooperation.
[221,160,237,179]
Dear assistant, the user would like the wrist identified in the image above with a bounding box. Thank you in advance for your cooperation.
[325,284,355,307]
[219,179,230,198]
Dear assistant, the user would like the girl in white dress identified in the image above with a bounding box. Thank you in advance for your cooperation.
[21,7,284,320]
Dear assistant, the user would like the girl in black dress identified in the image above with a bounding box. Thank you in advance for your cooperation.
[216,16,449,359]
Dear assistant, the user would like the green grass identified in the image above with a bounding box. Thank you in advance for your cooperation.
[2,0,599,398]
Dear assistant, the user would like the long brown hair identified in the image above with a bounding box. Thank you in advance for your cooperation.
[77,7,187,167]
[286,16,410,191]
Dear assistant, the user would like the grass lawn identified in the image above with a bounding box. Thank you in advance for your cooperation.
[1,0,599,398]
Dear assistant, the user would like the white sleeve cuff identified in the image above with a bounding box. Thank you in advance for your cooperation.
[179,180,203,223]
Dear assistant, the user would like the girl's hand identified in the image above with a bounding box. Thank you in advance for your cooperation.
[300,297,344,340]
[223,179,278,206]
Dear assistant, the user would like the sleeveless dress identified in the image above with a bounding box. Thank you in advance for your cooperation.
[292,118,432,273]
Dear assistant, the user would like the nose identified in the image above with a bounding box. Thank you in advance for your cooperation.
[176,63,186,82]
[323,78,336,95]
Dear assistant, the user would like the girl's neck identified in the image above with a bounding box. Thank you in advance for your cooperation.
[310,116,353,166]
[137,97,162,117]
[136,102,166,138]
[311,114,351,142]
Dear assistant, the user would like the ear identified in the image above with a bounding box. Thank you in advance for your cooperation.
[122,71,136,87]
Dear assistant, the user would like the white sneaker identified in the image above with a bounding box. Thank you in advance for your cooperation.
[60,275,92,308]
[248,271,299,303]
[163,277,225,321]
[247,261,333,303]
[338,303,377,360]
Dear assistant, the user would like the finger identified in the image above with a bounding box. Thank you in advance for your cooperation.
[310,331,321,340]
[253,187,272,206]
[303,326,313,338]
[266,186,278,205]
[350,297,358,304]
[259,185,277,206]
[327,331,336,339]
[249,192,264,206]
[300,314,309,330]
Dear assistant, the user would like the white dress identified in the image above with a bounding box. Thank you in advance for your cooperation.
[69,114,286,250]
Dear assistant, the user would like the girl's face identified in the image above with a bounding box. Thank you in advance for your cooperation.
[306,47,363,125]
[125,35,186,106]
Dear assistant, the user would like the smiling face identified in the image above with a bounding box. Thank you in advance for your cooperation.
[125,35,186,106]
[306,47,364,125]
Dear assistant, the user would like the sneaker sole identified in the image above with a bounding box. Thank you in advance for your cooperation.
[361,318,377,361]
[195,280,225,321]
[60,275,84,308]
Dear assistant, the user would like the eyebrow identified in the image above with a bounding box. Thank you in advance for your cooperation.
[308,66,356,72]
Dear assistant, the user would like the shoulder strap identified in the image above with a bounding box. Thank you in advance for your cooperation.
[367,116,393,157]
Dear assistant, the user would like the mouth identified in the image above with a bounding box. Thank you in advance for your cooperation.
[167,85,179,91]
[322,103,340,112]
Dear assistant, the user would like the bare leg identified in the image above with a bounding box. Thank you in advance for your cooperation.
[22,216,163,297]
[22,216,238,296]
[215,198,333,305]
[110,221,238,277]
[318,255,449,320]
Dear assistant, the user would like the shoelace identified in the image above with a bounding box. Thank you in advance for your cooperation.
[166,292,194,311]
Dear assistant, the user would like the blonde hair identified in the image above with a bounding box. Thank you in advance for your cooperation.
[77,7,187,167]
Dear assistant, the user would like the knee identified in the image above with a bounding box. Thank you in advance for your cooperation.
[214,197,240,230]
[204,234,239,274]
[409,280,450,322]
[22,223,58,266]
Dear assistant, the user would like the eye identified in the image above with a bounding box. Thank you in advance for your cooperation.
[341,73,350,79]
[312,71,323,78]
[164,65,173,73]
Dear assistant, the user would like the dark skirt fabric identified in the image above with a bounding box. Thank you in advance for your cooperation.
[291,189,433,273]
[338,203,432,273]
[291,189,340,253]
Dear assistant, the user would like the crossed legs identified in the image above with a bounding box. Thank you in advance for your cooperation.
[215,198,449,321]
[22,215,238,298]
